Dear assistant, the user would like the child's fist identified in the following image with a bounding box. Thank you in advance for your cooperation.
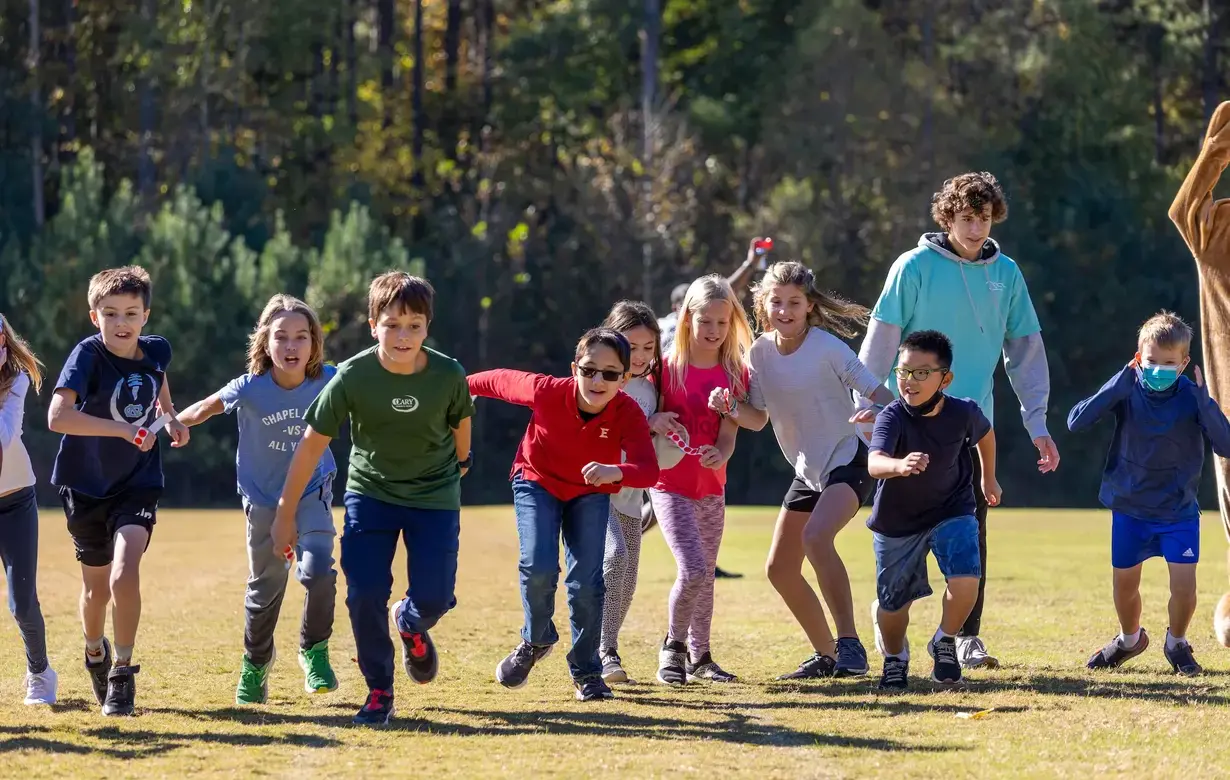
[898,452,928,476]
[581,462,622,486]
[982,477,1003,507]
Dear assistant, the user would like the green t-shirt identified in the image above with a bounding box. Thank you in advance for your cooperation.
[306,346,475,510]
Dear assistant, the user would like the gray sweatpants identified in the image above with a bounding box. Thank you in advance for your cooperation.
[243,481,337,666]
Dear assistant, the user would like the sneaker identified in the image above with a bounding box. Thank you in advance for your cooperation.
[23,667,58,705]
[236,655,272,705]
[956,635,1000,669]
[1087,628,1150,670]
[928,636,962,684]
[776,653,836,680]
[879,656,909,690]
[85,638,112,706]
[685,652,737,683]
[574,675,615,701]
[391,599,438,684]
[495,641,552,689]
[298,640,338,693]
[656,638,687,686]
[353,688,395,726]
[714,566,743,579]
[102,664,140,716]
[1163,634,1203,676]
[834,637,870,677]
[871,599,908,657]
[600,650,629,684]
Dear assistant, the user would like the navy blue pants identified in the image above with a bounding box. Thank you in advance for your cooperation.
[0,488,47,674]
[512,478,609,680]
[340,491,459,693]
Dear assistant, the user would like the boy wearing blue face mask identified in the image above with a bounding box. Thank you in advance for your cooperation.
[1068,312,1230,676]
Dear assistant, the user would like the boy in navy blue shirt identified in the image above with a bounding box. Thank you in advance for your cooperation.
[1068,312,1230,676]
[47,266,189,716]
[866,330,1000,690]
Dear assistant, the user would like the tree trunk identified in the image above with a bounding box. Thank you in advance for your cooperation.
[137,0,156,199]
[921,1,934,176]
[640,0,659,303]
[1148,22,1164,164]
[345,0,357,127]
[1204,0,1221,123]
[443,0,462,158]
[61,0,76,163]
[411,0,425,187]
[29,0,45,227]
[378,0,395,128]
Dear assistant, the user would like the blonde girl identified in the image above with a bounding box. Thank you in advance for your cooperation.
[0,315,56,705]
[714,261,894,680]
[649,275,754,685]
[179,295,339,704]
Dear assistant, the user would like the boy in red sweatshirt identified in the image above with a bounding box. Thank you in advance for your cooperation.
[468,327,659,701]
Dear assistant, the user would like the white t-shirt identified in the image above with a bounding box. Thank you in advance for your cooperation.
[748,328,881,492]
[610,376,658,517]
[0,372,36,494]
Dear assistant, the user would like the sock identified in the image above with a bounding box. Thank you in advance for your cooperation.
[1119,628,1142,649]
[932,628,954,646]
[85,635,104,659]
[1166,630,1186,650]
[115,644,134,666]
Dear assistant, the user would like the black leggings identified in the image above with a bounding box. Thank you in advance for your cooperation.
[961,447,990,637]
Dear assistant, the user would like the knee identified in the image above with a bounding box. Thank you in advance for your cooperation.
[110,564,140,593]
[676,562,709,592]
[9,590,39,622]
[297,542,337,586]
[82,581,111,605]
[765,556,796,589]
[802,519,838,554]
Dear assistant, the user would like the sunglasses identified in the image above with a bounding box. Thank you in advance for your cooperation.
[576,365,624,382]
[892,367,949,382]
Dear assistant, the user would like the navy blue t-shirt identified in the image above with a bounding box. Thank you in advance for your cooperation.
[51,335,172,498]
[866,395,991,538]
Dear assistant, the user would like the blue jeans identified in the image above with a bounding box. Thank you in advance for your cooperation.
[512,478,609,680]
[340,492,460,692]
[873,515,981,613]
[0,488,47,674]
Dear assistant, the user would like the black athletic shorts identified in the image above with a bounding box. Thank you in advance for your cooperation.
[782,440,874,512]
[60,487,160,567]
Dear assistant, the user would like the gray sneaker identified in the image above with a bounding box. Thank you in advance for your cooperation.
[600,650,629,684]
[495,641,553,688]
[1163,633,1203,676]
[1087,628,1150,670]
[656,638,687,686]
[686,652,737,683]
[956,635,999,669]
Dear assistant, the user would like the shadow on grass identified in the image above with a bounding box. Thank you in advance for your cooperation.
[146,705,959,753]
[0,722,341,759]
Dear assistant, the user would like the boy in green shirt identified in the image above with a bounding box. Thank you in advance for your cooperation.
[275,272,474,726]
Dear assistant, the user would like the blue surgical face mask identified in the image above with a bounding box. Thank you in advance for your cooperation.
[1140,362,1181,392]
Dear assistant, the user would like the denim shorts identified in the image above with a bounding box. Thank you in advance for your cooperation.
[1111,512,1199,568]
[873,515,981,612]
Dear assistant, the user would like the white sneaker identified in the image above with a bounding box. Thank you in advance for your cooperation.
[871,599,908,657]
[956,635,999,669]
[24,667,58,705]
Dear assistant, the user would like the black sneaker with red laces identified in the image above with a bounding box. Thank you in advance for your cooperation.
[353,689,395,726]
[391,599,438,684]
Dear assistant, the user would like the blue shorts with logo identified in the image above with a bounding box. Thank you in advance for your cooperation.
[873,515,981,613]
[1111,512,1200,568]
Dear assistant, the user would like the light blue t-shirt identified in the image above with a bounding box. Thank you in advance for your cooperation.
[869,235,1041,427]
[218,365,338,508]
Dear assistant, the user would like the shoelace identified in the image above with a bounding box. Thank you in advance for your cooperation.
[514,643,538,665]
[883,659,908,684]
[935,641,958,666]
[239,664,265,687]
[410,635,428,659]
[365,689,389,710]
[836,640,862,663]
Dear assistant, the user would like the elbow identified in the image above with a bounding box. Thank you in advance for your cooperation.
[46,408,65,434]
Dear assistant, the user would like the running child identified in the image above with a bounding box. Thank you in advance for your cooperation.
[0,314,56,705]
[468,328,659,701]
[178,294,339,703]
[275,272,473,726]
[1068,312,1230,676]
[649,274,753,686]
[713,262,894,680]
[47,265,190,716]
[598,301,674,684]
[866,330,1000,690]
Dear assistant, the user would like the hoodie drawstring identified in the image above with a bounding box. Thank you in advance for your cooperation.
[958,262,986,334]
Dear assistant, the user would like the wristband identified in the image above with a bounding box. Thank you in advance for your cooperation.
[132,413,172,446]
[458,451,473,470]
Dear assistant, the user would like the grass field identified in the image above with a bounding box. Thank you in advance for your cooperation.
[0,506,1228,778]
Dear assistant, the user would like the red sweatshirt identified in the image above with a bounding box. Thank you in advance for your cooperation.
[467,369,659,502]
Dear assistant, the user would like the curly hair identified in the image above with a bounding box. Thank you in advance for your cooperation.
[930,172,1008,228]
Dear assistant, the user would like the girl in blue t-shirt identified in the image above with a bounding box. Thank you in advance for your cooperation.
[179,294,338,704]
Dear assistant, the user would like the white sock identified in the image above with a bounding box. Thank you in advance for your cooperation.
[1119,628,1142,649]
[84,636,104,658]
[886,649,910,661]
[932,628,954,646]
[1165,630,1186,650]
[115,644,133,665]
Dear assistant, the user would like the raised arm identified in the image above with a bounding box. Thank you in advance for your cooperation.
[1169,101,1230,264]
[1193,367,1230,458]
[467,369,540,407]
[1066,363,1136,433]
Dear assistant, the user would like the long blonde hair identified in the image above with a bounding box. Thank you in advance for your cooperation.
[667,275,753,398]
[0,314,43,401]
[751,261,869,339]
[247,294,326,379]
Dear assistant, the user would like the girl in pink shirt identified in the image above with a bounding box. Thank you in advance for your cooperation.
[649,275,753,685]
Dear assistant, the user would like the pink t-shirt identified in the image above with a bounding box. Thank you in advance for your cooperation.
[654,363,745,499]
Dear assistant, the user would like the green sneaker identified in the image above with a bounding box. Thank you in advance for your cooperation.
[298,641,338,693]
[235,656,271,705]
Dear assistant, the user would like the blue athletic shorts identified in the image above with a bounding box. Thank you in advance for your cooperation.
[872,515,981,613]
[1111,512,1199,568]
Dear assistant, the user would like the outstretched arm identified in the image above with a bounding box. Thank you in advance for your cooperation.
[467,369,540,407]
[1169,101,1230,264]
[1067,363,1136,433]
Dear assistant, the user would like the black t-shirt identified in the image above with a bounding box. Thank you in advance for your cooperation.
[866,396,991,537]
[51,335,172,498]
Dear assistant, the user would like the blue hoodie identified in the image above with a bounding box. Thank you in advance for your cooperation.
[1067,363,1230,521]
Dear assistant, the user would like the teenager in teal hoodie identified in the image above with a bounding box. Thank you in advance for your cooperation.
[856,172,1059,670]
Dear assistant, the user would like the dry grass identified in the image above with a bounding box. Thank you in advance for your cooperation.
[0,506,1226,778]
